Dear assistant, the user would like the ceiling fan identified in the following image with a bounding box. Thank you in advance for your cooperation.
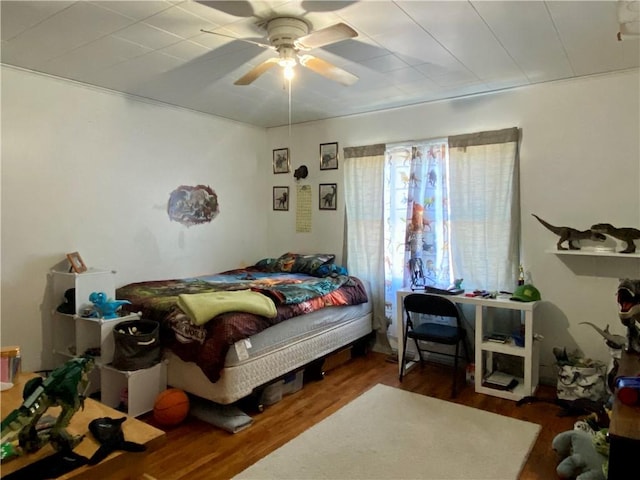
[201,16,359,86]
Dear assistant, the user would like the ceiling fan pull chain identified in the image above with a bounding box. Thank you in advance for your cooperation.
[288,78,292,136]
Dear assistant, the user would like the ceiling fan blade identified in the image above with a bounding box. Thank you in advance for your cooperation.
[299,54,358,86]
[301,1,357,13]
[200,29,274,50]
[235,57,280,85]
[196,1,256,18]
[295,23,357,50]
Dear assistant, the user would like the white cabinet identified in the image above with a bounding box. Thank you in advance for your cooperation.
[49,268,166,416]
[396,288,539,401]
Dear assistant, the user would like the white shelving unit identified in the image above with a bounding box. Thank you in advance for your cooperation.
[49,267,166,416]
[396,288,540,401]
[51,311,140,367]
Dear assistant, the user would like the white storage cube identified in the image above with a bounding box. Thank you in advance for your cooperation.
[100,361,167,417]
[50,267,116,315]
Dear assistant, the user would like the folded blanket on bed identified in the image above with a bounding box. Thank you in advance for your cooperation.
[177,290,277,326]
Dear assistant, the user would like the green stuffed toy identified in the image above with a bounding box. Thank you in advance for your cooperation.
[552,429,608,480]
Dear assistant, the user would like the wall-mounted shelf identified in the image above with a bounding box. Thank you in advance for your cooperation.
[546,249,640,258]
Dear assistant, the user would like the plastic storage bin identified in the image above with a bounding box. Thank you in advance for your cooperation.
[282,370,304,395]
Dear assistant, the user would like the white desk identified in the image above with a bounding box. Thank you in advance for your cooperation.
[396,288,540,401]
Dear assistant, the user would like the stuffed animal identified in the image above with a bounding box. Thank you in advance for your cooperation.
[552,429,607,480]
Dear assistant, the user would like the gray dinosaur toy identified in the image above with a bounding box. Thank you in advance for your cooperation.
[532,214,605,250]
[579,322,626,350]
[590,223,640,254]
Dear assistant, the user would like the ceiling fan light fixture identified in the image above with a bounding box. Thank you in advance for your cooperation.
[283,64,295,80]
[278,46,297,80]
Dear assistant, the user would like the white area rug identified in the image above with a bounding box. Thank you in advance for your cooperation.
[235,383,540,480]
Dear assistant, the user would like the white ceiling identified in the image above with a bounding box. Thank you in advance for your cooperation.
[2,1,639,128]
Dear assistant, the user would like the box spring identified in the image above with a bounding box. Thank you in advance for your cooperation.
[166,303,372,404]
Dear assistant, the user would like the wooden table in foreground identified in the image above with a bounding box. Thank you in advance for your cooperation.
[1,373,165,479]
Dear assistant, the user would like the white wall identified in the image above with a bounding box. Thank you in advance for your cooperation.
[1,66,269,372]
[3,65,639,382]
[265,69,640,382]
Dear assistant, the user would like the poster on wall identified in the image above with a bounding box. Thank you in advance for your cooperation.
[167,184,219,227]
[296,185,312,233]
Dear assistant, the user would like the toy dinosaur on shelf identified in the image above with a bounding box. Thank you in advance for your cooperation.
[89,291,131,319]
[532,214,606,250]
[1,356,95,461]
[590,223,640,254]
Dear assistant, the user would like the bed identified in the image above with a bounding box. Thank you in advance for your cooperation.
[115,253,372,405]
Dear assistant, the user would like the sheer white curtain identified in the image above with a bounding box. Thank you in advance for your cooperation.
[448,128,521,291]
[343,144,390,352]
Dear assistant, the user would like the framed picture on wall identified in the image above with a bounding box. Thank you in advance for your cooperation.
[273,148,290,174]
[320,142,338,170]
[319,183,337,210]
[273,186,289,211]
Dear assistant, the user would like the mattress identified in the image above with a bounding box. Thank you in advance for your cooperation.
[166,302,372,405]
[225,298,372,366]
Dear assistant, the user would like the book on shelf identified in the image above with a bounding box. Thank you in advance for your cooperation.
[483,371,519,391]
[484,333,509,343]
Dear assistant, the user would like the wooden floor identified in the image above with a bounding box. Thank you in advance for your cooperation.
[141,352,575,480]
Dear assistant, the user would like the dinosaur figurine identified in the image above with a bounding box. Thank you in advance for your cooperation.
[532,214,606,250]
[89,291,131,319]
[579,322,626,350]
[617,279,640,353]
[590,223,640,254]
[1,356,95,460]
[580,321,626,393]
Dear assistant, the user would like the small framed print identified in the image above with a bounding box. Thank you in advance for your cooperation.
[273,148,290,174]
[319,183,337,210]
[66,251,87,273]
[320,142,338,170]
[273,186,289,211]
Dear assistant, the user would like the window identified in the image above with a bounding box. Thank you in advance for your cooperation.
[345,128,520,343]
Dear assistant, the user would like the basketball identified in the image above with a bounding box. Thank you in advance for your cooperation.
[153,388,190,426]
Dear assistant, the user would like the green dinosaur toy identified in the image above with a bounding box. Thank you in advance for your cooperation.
[1,356,95,461]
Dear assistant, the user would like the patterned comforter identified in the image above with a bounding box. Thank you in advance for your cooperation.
[116,267,369,383]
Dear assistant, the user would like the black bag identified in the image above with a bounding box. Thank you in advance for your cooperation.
[112,319,160,371]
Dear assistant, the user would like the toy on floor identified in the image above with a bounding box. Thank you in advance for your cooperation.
[153,388,190,427]
[552,429,608,480]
